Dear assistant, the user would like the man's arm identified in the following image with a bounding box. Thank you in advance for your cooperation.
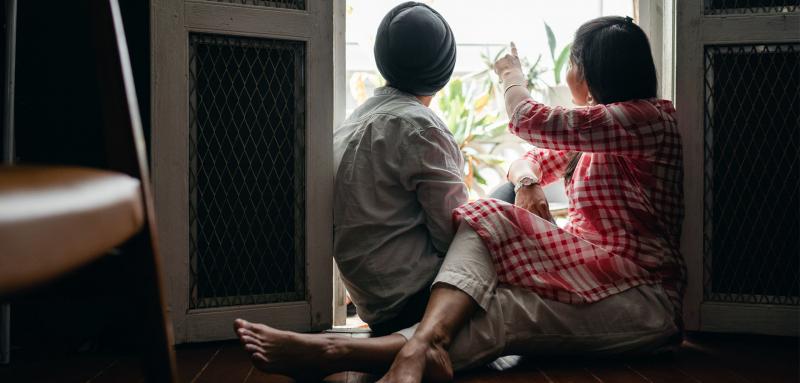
[404,127,468,254]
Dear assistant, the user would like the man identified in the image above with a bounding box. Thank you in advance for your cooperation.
[332,1,465,335]
[233,3,466,379]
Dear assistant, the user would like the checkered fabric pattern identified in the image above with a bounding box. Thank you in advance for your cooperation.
[454,99,686,320]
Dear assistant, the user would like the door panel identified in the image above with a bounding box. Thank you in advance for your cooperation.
[702,43,799,307]
[676,0,799,335]
[152,0,336,343]
[188,33,307,310]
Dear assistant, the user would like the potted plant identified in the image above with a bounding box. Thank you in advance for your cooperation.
[437,77,509,197]
[543,22,574,107]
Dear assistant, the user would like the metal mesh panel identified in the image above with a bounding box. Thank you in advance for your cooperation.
[703,44,800,305]
[704,0,799,14]
[188,33,306,309]
[209,0,305,10]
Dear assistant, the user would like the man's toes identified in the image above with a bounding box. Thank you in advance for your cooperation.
[240,335,263,347]
[251,352,270,367]
[237,320,265,334]
[233,318,248,331]
[244,343,266,355]
[235,327,256,343]
[247,323,271,336]
[238,319,263,334]
[237,328,256,339]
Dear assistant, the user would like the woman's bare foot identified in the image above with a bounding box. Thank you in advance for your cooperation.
[377,337,453,383]
[233,318,340,381]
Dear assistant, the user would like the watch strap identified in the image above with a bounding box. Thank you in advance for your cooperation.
[514,175,539,193]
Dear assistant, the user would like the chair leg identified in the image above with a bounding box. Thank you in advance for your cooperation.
[124,231,177,382]
[0,303,9,364]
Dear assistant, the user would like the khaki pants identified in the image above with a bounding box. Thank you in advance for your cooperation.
[397,223,679,371]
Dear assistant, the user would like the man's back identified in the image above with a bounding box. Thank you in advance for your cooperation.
[333,86,467,326]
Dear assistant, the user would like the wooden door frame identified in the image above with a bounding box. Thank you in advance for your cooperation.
[151,0,341,343]
[675,0,799,335]
[636,0,675,100]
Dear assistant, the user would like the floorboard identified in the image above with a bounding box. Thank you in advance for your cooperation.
[244,370,294,383]
[455,367,551,383]
[535,359,611,383]
[89,357,145,383]
[0,332,797,382]
[624,356,700,383]
[670,344,750,383]
[174,342,221,383]
[192,343,252,383]
[584,361,649,383]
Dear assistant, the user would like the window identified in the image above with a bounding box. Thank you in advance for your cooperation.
[345,0,635,201]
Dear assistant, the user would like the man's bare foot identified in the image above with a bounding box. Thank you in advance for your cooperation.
[233,318,339,381]
[377,337,453,383]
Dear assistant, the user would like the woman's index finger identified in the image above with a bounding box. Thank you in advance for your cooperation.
[510,41,518,57]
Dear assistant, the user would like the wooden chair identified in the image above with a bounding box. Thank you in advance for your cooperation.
[0,0,176,381]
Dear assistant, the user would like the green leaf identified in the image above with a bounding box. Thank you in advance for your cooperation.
[464,111,475,140]
[437,72,511,190]
[553,43,572,85]
[545,22,557,60]
[474,153,506,166]
[531,54,543,69]
[493,46,508,62]
[462,146,479,156]
[473,167,488,186]
[484,120,510,139]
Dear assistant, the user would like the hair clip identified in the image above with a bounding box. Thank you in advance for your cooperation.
[624,16,634,24]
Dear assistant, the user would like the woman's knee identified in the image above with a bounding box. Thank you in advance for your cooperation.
[488,182,516,203]
[437,223,497,287]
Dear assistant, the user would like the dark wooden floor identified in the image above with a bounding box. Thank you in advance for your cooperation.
[1,332,797,382]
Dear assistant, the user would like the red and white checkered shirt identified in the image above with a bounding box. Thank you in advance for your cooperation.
[454,98,686,320]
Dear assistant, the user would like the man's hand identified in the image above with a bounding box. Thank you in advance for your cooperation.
[515,184,554,222]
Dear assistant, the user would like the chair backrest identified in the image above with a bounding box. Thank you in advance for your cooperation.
[89,0,151,194]
[1,0,16,165]
[88,1,177,380]
[0,0,15,364]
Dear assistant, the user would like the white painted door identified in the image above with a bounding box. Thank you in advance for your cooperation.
[151,0,342,343]
[676,0,799,335]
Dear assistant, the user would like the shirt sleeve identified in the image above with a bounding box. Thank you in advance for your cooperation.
[509,98,665,158]
[521,148,573,186]
[402,127,468,254]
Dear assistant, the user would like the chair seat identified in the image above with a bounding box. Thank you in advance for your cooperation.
[0,166,144,295]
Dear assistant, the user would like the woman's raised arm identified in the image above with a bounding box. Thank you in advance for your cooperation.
[509,100,666,158]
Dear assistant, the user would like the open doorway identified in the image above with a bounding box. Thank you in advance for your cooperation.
[334,0,662,329]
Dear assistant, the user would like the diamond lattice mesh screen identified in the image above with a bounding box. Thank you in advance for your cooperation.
[704,0,799,14]
[703,44,800,305]
[189,33,306,309]
[210,0,305,10]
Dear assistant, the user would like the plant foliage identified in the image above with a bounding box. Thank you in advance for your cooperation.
[545,22,572,85]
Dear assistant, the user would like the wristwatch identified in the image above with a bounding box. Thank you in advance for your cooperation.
[514,175,540,193]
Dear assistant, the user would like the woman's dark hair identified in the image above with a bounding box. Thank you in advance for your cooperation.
[564,16,658,185]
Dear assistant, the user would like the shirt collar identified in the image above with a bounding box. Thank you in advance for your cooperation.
[374,86,421,103]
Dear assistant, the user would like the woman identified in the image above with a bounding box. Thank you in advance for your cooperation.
[235,16,685,383]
